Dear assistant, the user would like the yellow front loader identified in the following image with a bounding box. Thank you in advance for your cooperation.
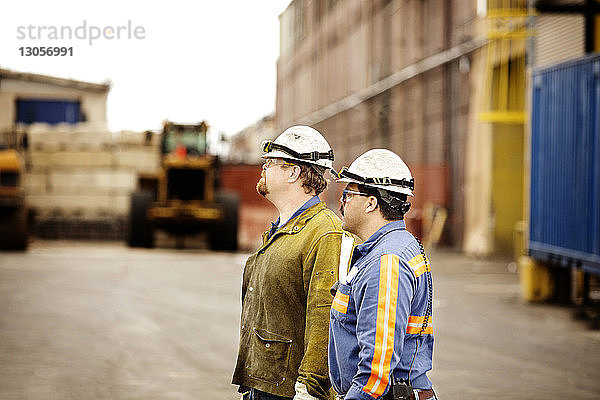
[0,149,28,249]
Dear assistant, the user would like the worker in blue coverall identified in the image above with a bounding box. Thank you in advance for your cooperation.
[328,149,437,400]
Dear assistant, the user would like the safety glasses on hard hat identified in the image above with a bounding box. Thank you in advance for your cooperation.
[262,158,296,169]
[261,140,334,162]
[336,166,415,191]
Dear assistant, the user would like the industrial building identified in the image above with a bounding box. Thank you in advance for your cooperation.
[275,0,592,256]
[0,68,109,135]
[229,114,276,164]
[0,68,159,240]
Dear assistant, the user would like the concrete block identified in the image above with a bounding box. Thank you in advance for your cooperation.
[27,123,53,134]
[110,194,130,214]
[91,130,113,146]
[123,142,161,153]
[29,131,62,151]
[117,131,161,152]
[28,131,46,150]
[97,169,137,190]
[30,147,160,172]
[48,171,104,195]
[28,193,114,212]
[29,129,76,151]
[23,172,47,195]
[29,192,128,216]
[62,130,114,151]
[115,150,159,172]
[48,169,136,194]
[27,126,116,151]
[119,130,146,145]
[49,152,114,168]
[29,152,53,168]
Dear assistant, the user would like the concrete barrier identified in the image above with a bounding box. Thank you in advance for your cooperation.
[23,126,159,240]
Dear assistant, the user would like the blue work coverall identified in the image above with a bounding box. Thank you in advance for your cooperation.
[328,220,434,400]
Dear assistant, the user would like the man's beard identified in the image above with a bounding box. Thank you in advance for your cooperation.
[256,177,269,197]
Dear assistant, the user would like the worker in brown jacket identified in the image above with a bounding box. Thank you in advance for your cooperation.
[232,126,351,400]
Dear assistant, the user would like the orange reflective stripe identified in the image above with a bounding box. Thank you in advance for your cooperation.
[406,325,434,335]
[408,254,425,268]
[406,315,434,335]
[332,292,349,314]
[408,253,431,278]
[363,254,400,397]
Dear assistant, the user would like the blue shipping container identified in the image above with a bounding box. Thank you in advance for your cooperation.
[530,54,600,275]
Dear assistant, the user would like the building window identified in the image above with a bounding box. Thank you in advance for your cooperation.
[16,99,81,125]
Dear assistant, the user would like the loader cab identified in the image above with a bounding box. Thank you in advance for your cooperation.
[161,121,208,158]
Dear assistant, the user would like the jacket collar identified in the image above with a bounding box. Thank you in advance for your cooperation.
[268,195,320,238]
[260,201,327,246]
[353,220,406,258]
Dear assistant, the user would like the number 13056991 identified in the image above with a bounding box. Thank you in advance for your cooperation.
[19,47,73,56]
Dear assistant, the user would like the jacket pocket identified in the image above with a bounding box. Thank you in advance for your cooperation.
[247,328,293,385]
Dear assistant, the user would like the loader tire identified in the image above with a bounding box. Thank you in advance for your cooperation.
[127,191,154,248]
[210,191,239,251]
[0,205,28,250]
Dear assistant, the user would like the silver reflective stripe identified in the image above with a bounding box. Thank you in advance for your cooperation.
[346,266,359,284]
[338,234,354,283]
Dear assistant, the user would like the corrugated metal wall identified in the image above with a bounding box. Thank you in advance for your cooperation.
[530,55,600,274]
[535,15,585,67]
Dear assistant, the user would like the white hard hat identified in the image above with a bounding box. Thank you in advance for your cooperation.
[337,149,414,196]
[261,125,334,169]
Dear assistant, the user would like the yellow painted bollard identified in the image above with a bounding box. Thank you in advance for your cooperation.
[518,256,554,302]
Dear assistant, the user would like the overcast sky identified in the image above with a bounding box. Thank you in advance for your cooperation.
[0,0,290,135]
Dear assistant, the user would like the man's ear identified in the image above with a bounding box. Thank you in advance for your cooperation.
[287,165,301,183]
[364,196,378,214]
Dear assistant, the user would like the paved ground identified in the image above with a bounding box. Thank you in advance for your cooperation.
[0,241,599,400]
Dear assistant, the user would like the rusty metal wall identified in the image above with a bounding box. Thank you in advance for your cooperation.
[276,0,476,246]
